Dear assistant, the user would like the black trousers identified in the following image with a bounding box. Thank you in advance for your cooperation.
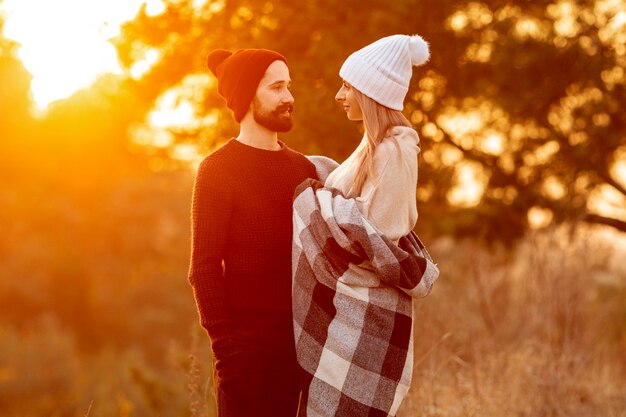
[213,315,302,417]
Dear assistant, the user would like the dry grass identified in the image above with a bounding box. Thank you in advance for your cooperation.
[1,217,624,416]
[399,225,626,417]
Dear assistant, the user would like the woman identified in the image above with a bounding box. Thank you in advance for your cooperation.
[292,34,439,417]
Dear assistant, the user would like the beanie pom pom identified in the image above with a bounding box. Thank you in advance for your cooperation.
[409,35,430,66]
[206,49,232,75]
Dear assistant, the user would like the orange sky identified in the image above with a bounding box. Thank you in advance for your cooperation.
[1,0,168,109]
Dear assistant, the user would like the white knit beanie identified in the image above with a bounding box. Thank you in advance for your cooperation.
[339,34,430,111]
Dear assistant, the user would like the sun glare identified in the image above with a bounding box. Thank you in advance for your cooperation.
[1,0,146,110]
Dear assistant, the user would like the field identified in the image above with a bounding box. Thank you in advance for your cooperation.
[0,171,625,417]
[401,228,626,417]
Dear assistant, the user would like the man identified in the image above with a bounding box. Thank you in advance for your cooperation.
[187,47,317,416]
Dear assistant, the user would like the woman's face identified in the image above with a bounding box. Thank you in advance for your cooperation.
[335,81,363,121]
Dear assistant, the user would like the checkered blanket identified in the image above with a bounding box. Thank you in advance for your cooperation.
[292,178,439,417]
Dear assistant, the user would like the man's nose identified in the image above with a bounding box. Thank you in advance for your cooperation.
[284,89,294,104]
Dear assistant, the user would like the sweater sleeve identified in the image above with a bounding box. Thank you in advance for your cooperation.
[358,128,420,242]
[188,156,235,346]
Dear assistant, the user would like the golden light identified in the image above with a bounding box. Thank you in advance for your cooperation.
[601,66,625,91]
[145,0,167,16]
[611,147,626,189]
[447,161,487,207]
[421,122,440,139]
[130,49,161,80]
[1,0,146,110]
[592,112,611,127]
[437,110,485,139]
[528,206,554,229]
[588,184,626,222]
[494,4,522,21]
[447,12,469,32]
[440,144,464,167]
[498,152,515,174]
[609,10,626,31]
[481,132,505,155]
[148,91,196,129]
[129,73,218,169]
[146,73,215,130]
[464,42,493,63]
[596,0,626,53]
[129,125,174,153]
[548,86,604,135]
[542,176,568,200]
[446,2,493,34]
[534,141,560,165]
[172,144,200,162]
[547,0,582,38]
[513,17,548,41]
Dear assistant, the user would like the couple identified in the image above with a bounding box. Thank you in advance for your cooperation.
[188,34,439,417]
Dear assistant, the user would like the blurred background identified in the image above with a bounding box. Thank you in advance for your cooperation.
[0,0,625,416]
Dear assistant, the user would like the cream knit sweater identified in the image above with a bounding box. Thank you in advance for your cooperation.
[325,126,420,242]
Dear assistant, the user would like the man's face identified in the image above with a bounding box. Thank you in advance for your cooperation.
[251,60,294,132]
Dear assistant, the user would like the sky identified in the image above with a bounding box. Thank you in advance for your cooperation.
[1,0,166,109]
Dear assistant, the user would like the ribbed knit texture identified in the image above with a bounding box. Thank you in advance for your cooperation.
[188,138,318,346]
[339,34,430,110]
[325,126,420,242]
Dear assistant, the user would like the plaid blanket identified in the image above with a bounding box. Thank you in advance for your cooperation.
[292,178,439,417]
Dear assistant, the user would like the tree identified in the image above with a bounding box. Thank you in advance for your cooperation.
[0,13,34,178]
[422,0,626,240]
[112,0,626,242]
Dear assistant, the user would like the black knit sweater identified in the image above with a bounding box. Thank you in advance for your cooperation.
[188,138,318,346]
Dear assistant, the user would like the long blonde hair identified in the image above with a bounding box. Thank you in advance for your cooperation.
[348,88,412,197]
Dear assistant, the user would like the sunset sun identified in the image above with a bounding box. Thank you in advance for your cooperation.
[0,0,159,109]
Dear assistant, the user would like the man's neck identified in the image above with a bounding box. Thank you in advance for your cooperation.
[236,117,281,151]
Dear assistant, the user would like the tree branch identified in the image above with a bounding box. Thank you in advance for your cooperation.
[440,133,497,166]
[543,121,626,199]
[583,213,626,233]
[598,169,626,199]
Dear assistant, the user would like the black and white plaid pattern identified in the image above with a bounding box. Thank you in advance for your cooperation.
[292,178,438,417]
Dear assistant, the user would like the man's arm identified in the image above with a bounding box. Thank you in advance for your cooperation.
[188,157,235,349]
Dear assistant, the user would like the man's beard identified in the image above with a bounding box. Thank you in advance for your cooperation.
[252,98,294,132]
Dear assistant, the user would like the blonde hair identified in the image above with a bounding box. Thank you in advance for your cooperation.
[348,88,412,197]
